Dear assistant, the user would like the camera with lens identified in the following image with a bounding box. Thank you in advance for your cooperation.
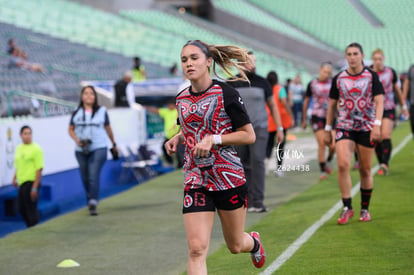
[80,139,92,155]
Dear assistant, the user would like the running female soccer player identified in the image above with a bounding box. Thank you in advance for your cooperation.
[370,48,409,175]
[325,42,384,225]
[165,40,265,274]
[302,62,335,180]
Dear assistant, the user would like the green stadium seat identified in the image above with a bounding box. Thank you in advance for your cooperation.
[213,0,329,49]
[119,9,311,82]
[247,0,414,72]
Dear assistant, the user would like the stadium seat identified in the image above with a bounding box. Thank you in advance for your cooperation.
[119,9,312,83]
[247,0,414,72]
[213,0,329,49]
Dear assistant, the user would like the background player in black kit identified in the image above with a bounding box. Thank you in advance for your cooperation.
[325,42,384,225]
[165,40,266,275]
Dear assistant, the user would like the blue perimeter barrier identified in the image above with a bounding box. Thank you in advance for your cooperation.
[0,158,173,238]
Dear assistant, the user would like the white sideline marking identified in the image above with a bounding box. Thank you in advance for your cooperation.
[260,134,412,275]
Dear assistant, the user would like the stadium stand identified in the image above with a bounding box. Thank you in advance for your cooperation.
[247,0,414,72]
[0,0,316,90]
[213,0,330,50]
[0,0,180,68]
[0,22,170,116]
[120,9,312,83]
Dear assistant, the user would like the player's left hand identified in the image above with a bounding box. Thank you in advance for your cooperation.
[276,130,284,144]
[370,125,381,143]
[30,190,38,202]
[402,109,409,119]
[193,135,213,158]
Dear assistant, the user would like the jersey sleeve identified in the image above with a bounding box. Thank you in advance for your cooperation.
[305,82,312,98]
[391,68,398,84]
[279,86,287,99]
[34,145,44,170]
[99,107,110,126]
[126,83,135,107]
[264,81,273,100]
[158,108,167,119]
[371,70,385,96]
[104,111,110,126]
[329,74,340,100]
[222,83,251,130]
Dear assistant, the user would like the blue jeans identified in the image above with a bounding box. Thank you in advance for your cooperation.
[293,102,303,126]
[75,148,107,203]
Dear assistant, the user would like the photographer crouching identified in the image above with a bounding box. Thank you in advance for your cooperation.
[68,85,118,216]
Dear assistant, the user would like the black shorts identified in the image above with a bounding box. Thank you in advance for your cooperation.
[311,116,326,132]
[383,109,396,120]
[335,129,375,148]
[182,185,247,214]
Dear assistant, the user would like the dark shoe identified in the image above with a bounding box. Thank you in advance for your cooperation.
[89,204,98,216]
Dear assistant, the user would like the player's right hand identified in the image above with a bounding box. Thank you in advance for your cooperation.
[324,130,332,145]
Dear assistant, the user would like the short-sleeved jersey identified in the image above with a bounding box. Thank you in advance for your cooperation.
[14,143,44,185]
[176,80,250,191]
[305,78,332,118]
[227,72,272,128]
[266,85,291,131]
[158,107,180,139]
[330,67,384,131]
[374,66,398,110]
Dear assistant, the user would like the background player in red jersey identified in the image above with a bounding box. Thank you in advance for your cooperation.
[325,42,384,225]
[370,48,409,175]
[165,40,266,275]
[302,62,336,180]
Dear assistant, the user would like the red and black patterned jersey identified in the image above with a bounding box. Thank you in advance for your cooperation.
[375,66,398,110]
[176,80,251,191]
[330,67,384,131]
[305,78,332,118]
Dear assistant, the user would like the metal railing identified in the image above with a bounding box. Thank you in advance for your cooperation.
[6,90,78,117]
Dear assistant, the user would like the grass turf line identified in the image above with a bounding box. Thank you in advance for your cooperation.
[203,122,413,275]
[278,132,414,274]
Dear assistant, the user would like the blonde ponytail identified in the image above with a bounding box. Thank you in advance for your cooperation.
[208,44,250,82]
[183,40,250,82]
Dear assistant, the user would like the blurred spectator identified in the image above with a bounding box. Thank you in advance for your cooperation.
[265,71,294,176]
[169,62,179,76]
[284,78,291,95]
[114,71,134,107]
[7,38,45,73]
[145,98,184,168]
[132,56,147,82]
[7,39,26,58]
[12,125,44,228]
[289,74,305,127]
[68,86,118,216]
